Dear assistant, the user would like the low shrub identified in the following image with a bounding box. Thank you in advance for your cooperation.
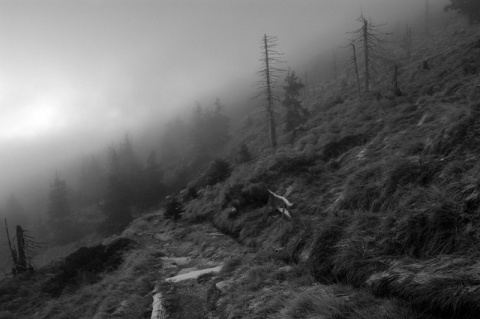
[205,159,232,186]
[382,158,442,199]
[164,196,184,221]
[222,182,269,210]
[43,237,135,297]
[237,143,253,164]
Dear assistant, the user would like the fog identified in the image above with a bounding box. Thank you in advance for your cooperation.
[0,0,450,209]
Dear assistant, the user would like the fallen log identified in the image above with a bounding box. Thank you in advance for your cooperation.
[151,286,167,319]
[267,189,294,208]
[262,188,295,222]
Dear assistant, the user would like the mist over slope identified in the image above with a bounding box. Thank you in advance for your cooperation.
[5,1,480,318]
[0,0,449,202]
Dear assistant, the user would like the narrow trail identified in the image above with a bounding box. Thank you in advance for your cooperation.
[124,211,444,319]
[124,211,254,319]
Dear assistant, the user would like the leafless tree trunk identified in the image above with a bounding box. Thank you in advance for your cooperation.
[304,70,309,99]
[362,17,370,93]
[391,65,403,97]
[332,51,338,85]
[4,219,18,273]
[350,14,390,94]
[16,226,27,272]
[352,43,362,98]
[258,34,283,148]
[405,25,412,59]
[425,0,430,36]
[263,35,277,147]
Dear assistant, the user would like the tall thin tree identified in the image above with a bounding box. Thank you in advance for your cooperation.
[332,51,338,85]
[257,34,283,148]
[425,0,430,35]
[403,24,413,60]
[351,15,390,94]
[346,41,362,98]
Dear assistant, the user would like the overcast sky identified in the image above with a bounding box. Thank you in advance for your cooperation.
[0,0,448,200]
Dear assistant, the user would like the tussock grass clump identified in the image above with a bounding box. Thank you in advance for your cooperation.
[369,257,480,318]
[430,103,480,157]
[308,213,349,283]
[332,211,386,286]
[281,290,345,319]
[339,164,383,211]
[322,134,367,161]
[382,158,442,199]
[222,182,269,211]
[274,286,425,319]
[381,187,463,257]
[266,148,316,176]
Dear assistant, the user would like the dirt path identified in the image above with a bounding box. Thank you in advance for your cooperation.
[124,212,254,319]
[124,212,447,319]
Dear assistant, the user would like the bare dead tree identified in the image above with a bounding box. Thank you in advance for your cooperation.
[16,226,27,272]
[403,24,413,59]
[304,70,309,99]
[257,34,284,148]
[351,15,390,94]
[425,0,430,36]
[345,41,362,98]
[332,51,338,85]
[262,187,294,225]
[5,218,18,273]
[4,218,38,275]
[391,65,403,96]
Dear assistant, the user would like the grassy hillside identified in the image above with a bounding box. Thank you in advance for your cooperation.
[182,21,480,318]
[3,18,480,319]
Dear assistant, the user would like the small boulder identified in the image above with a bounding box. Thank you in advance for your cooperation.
[215,280,230,293]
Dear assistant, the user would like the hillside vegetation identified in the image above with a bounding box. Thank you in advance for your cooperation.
[182,21,480,318]
[3,15,480,319]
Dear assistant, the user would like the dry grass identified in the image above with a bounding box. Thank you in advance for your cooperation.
[0,236,164,319]
[184,23,480,319]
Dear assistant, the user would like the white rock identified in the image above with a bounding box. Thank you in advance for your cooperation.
[165,265,223,283]
[215,281,230,293]
[176,267,198,275]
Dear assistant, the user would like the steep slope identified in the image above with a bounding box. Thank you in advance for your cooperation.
[181,23,480,318]
[3,19,480,319]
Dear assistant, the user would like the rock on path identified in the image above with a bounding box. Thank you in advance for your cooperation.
[165,265,223,283]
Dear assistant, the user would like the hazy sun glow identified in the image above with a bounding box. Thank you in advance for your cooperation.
[0,94,68,139]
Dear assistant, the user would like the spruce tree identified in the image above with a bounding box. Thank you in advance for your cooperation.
[100,148,133,234]
[164,196,183,221]
[48,175,75,243]
[140,151,165,209]
[282,71,308,132]
[237,143,253,164]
